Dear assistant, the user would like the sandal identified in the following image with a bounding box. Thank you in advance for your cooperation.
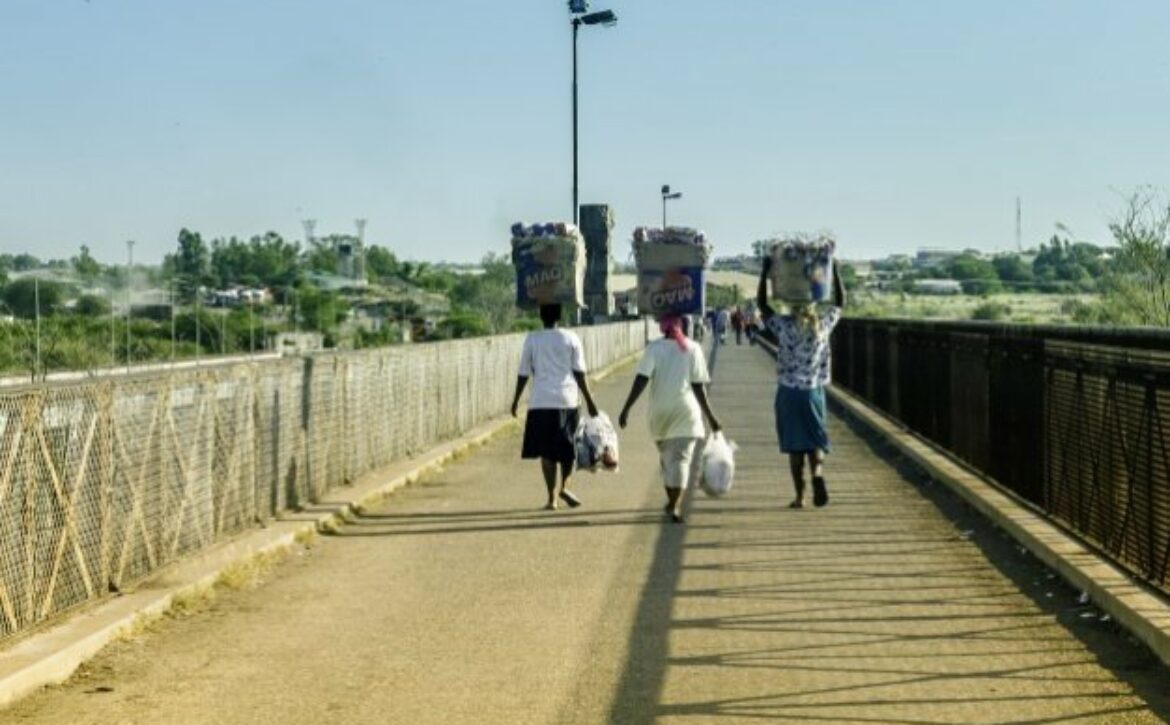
[559,491,582,508]
[812,476,829,508]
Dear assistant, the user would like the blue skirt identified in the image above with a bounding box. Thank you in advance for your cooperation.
[774,385,830,454]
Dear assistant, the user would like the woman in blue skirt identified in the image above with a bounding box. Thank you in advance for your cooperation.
[757,258,846,508]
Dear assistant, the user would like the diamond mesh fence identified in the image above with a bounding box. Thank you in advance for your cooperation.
[0,320,648,641]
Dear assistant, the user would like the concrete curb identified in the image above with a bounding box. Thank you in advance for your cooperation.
[0,348,644,710]
[828,385,1170,669]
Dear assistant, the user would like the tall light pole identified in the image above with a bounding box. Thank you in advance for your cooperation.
[661,184,682,228]
[125,240,134,372]
[570,4,617,226]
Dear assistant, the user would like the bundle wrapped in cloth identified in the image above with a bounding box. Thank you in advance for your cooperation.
[511,221,585,309]
[767,233,836,303]
[632,226,712,317]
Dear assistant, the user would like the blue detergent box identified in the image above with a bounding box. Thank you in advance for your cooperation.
[637,265,706,317]
[634,241,708,317]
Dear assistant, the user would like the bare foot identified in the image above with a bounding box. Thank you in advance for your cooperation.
[788,499,804,509]
[544,501,558,511]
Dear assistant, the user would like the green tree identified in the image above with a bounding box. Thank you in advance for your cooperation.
[303,237,342,273]
[1099,189,1170,327]
[170,228,210,302]
[210,232,301,289]
[74,293,111,316]
[947,254,1002,294]
[992,254,1034,289]
[837,263,859,289]
[446,254,519,333]
[8,254,41,271]
[72,245,102,284]
[365,245,400,282]
[2,278,63,318]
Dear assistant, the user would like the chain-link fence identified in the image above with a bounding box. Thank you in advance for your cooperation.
[0,320,648,641]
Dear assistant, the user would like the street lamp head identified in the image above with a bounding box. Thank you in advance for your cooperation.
[580,9,617,26]
[666,192,682,200]
[661,184,671,195]
[568,0,588,13]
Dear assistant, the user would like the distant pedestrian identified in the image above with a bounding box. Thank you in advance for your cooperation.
[511,304,600,510]
[618,314,722,524]
[757,259,846,508]
[744,307,758,345]
[731,307,745,345]
[715,307,730,345]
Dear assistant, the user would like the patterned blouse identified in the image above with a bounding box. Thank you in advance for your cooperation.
[766,307,842,390]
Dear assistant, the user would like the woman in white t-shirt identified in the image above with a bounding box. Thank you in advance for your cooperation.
[757,257,846,509]
[511,304,599,510]
[618,314,722,524]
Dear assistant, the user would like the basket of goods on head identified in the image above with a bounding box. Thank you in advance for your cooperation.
[511,221,586,309]
[632,226,711,317]
[768,233,836,303]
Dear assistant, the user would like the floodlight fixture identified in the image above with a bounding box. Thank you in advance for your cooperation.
[580,9,617,26]
[570,7,619,224]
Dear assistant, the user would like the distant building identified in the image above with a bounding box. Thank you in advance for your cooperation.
[912,279,963,295]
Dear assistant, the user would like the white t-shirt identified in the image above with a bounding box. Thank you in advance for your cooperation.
[766,306,841,389]
[635,338,711,440]
[518,329,587,409]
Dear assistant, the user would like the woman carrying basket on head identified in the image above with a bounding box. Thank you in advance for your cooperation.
[511,304,600,511]
[757,257,846,508]
[618,314,722,524]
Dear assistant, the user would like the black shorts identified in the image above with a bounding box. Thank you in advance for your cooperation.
[521,408,580,465]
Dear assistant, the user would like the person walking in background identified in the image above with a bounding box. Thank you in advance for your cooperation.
[744,306,758,345]
[511,304,600,510]
[731,307,745,345]
[757,259,846,508]
[715,307,730,345]
[618,314,722,524]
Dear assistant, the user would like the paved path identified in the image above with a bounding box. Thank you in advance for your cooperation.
[8,341,1170,724]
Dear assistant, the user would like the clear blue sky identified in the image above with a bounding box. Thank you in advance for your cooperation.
[2,0,1169,265]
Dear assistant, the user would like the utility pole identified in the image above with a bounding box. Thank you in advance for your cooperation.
[125,240,134,372]
[33,277,41,381]
[355,218,367,283]
[170,279,177,365]
[1016,197,1022,252]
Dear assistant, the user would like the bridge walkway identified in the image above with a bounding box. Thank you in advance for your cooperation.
[8,340,1169,723]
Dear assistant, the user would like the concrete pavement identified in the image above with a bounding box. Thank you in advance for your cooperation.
[7,340,1169,724]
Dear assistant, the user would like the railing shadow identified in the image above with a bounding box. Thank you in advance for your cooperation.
[602,400,1170,723]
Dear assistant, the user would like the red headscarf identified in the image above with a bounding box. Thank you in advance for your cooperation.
[658,314,688,351]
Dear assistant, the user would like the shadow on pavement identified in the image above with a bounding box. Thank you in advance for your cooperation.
[600,395,1170,723]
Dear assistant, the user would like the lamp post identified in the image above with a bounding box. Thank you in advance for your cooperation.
[661,184,682,227]
[125,240,134,372]
[570,3,617,226]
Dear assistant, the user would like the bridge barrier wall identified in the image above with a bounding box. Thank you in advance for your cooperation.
[0,320,649,642]
[832,318,1170,596]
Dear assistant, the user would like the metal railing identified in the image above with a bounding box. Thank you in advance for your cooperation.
[832,318,1170,594]
[0,321,649,642]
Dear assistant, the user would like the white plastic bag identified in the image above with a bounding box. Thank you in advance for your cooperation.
[575,412,620,473]
[700,432,737,497]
